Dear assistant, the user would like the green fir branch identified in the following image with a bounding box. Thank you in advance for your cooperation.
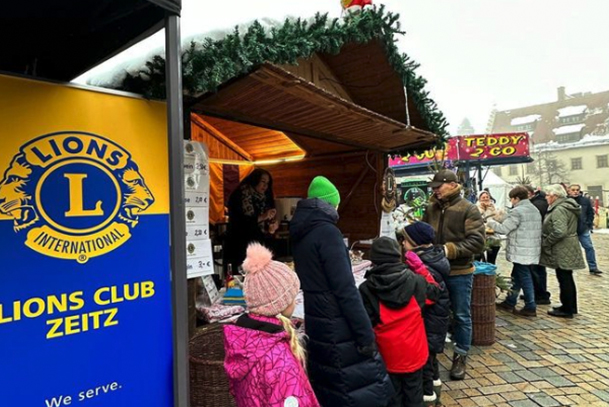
[112,6,448,143]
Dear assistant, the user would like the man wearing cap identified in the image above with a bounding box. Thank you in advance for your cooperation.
[423,169,485,380]
[290,176,393,407]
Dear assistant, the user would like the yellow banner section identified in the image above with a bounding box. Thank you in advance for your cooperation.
[0,74,169,215]
[25,223,131,264]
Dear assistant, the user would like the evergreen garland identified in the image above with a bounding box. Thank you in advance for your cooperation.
[115,6,449,144]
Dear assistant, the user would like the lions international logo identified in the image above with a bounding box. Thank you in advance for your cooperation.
[0,132,154,263]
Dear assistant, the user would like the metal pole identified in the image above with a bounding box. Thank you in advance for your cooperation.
[165,13,190,407]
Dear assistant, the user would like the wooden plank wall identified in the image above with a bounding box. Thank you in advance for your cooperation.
[262,151,384,243]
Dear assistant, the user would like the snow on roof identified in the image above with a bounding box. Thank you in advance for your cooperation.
[510,114,541,126]
[80,17,303,88]
[534,133,609,152]
[553,123,585,135]
[557,105,587,117]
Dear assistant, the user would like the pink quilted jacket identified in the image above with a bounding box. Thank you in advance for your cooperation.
[223,314,320,407]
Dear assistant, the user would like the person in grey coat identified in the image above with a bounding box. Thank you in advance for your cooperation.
[487,186,542,317]
[541,184,586,318]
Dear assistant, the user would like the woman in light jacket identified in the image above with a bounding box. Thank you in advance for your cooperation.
[487,186,542,317]
[476,191,502,264]
[540,184,585,318]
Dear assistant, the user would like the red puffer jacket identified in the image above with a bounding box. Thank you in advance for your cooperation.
[359,260,438,373]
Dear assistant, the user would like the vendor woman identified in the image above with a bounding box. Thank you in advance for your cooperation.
[225,168,277,274]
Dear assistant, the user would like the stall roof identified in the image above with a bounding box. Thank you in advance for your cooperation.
[192,64,436,154]
[88,8,449,145]
[0,0,180,82]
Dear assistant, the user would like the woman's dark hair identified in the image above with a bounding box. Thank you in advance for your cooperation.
[509,185,529,200]
[478,191,492,200]
[241,168,275,206]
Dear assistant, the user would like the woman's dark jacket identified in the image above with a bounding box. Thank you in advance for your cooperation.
[290,198,393,407]
[225,185,273,269]
[416,246,451,354]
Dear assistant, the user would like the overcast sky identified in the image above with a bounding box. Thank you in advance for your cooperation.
[76,0,609,135]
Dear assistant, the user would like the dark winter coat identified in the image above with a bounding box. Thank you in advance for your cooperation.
[359,262,429,374]
[225,185,274,268]
[423,186,486,275]
[573,194,594,235]
[540,198,586,271]
[416,246,451,354]
[290,198,393,407]
[530,191,549,220]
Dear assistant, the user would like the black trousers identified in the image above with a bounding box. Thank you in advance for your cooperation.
[485,246,500,265]
[556,268,578,313]
[422,352,439,396]
[531,264,551,300]
[389,368,423,407]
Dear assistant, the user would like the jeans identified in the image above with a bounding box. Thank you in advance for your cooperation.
[504,263,536,310]
[530,264,551,300]
[556,268,578,314]
[578,231,598,270]
[445,274,473,355]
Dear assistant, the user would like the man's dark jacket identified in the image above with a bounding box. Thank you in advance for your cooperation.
[422,186,485,275]
[574,194,594,234]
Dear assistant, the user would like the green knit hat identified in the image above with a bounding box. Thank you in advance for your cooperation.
[308,176,340,207]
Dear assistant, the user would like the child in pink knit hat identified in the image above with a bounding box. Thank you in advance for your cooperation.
[223,243,320,407]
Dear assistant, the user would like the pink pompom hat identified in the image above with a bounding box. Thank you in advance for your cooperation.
[242,243,300,316]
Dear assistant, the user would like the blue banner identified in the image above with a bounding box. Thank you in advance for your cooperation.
[0,75,173,406]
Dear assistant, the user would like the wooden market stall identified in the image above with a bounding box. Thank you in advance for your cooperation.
[89,7,449,333]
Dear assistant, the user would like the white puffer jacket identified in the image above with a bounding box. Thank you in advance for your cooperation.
[487,199,542,265]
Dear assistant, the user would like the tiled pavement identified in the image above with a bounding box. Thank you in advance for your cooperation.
[438,232,609,407]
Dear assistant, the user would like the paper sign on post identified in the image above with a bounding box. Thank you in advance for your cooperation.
[184,140,213,278]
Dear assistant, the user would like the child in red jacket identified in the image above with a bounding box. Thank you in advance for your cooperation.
[359,237,439,407]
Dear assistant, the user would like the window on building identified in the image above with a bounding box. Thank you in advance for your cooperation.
[557,133,581,143]
[597,155,608,168]
[571,157,582,170]
[559,115,584,125]
[516,123,535,132]
[526,163,535,174]
[509,165,518,176]
[547,159,557,172]
[493,167,502,176]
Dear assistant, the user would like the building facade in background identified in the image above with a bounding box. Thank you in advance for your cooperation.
[489,87,609,206]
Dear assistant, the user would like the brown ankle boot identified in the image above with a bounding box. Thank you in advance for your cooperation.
[450,353,467,380]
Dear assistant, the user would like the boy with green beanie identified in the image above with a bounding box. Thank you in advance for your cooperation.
[289,175,394,407]
[307,176,340,208]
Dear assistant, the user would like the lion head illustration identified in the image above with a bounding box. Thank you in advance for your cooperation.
[0,154,40,231]
[0,153,154,232]
[117,162,155,227]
